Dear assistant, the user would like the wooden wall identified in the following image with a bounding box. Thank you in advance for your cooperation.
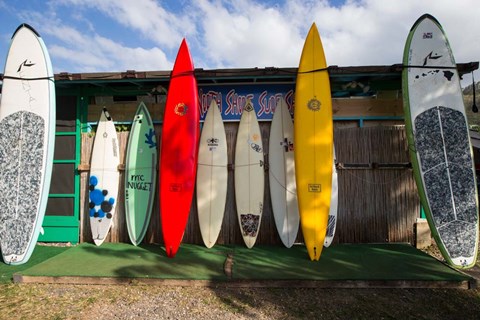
[79,123,420,246]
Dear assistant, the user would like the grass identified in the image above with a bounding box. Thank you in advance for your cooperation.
[0,245,69,284]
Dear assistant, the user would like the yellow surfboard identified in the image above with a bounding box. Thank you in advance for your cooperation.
[294,23,333,261]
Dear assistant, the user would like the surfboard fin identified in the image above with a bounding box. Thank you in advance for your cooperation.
[40,227,44,235]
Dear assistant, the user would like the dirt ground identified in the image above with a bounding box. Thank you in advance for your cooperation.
[1,281,480,319]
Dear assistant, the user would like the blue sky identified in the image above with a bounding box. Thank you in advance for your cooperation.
[0,0,479,86]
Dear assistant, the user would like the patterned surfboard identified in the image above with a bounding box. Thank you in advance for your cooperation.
[402,14,479,268]
[0,24,55,265]
[89,108,120,246]
[235,99,265,248]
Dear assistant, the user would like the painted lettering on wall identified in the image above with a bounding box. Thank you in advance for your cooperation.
[198,84,294,121]
[225,90,253,117]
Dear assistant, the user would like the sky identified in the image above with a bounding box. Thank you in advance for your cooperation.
[0,0,479,87]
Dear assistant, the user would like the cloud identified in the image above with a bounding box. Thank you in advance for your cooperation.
[16,4,172,73]
[54,0,193,49]
[48,35,169,73]
[188,0,480,70]
[310,1,410,66]
[4,0,479,84]
[92,36,170,71]
[277,0,480,78]
[48,45,108,72]
[192,0,305,68]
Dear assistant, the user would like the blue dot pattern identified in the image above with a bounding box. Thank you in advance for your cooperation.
[89,175,114,220]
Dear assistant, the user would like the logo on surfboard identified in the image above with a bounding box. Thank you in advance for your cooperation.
[207,137,219,151]
[244,101,254,112]
[308,184,321,192]
[423,32,433,39]
[17,59,35,72]
[307,98,321,111]
[144,128,156,148]
[422,51,442,66]
[207,137,219,146]
[280,138,294,152]
[240,213,260,237]
[174,103,188,116]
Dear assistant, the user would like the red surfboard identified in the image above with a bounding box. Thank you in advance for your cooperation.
[159,39,199,257]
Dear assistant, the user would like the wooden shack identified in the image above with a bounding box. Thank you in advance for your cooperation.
[1,63,478,246]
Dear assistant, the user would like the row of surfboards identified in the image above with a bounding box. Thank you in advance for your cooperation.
[170,13,479,268]
[87,23,339,261]
[1,13,478,267]
[55,12,480,268]
[89,96,339,250]
[157,23,337,261]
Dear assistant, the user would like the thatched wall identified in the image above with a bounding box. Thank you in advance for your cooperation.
[79,124,420,246]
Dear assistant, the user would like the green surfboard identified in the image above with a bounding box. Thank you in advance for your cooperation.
[125,102,157,245]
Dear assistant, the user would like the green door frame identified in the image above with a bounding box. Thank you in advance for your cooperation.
[38,93,85,243]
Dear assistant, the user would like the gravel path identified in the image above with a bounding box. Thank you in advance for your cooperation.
[4,282,480,319]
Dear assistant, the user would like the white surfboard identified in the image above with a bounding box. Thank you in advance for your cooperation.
[89,108,120,246]
[196,100,228,248]
[324,148,338,247]
[403,14,479,268]
[235,99,264,248]
[268,98,299,248]
[0,24,55,265]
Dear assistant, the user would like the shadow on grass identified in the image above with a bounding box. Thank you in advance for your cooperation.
[110,243,234,280]
[229,243,471,281]
[20,243,233,280]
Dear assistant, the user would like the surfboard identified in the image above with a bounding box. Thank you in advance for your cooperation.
[402,14,479,268]
[268,98,299,248]
[324,148,338,248]
[196,100,228,248]
[125,102,157,246]
[294,23,333,261]
[0,24,55,265]
[159,38,200,258]
[235,99,264,248]
[89,108,120,246]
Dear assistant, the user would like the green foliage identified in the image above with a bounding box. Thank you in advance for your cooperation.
[87,123,132,136]
[115,124,131,132]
